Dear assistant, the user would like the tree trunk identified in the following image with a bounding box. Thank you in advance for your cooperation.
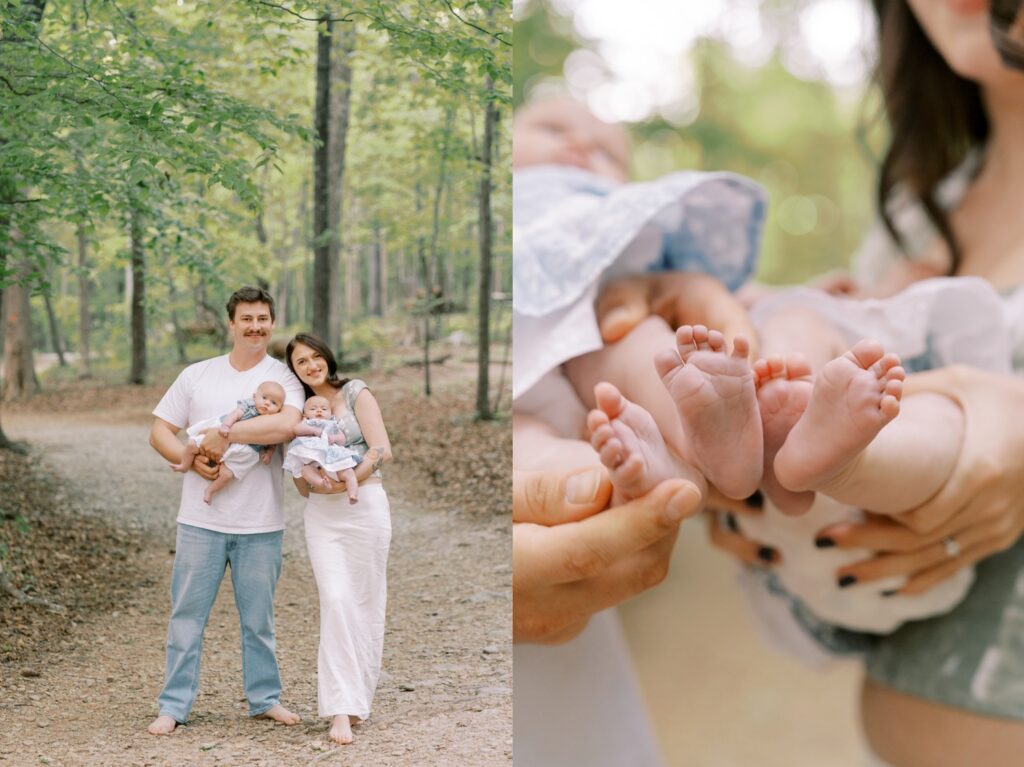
[76,221,92,377]
[2,277,38,402]
[329,25,354,355]
[475,79,496,420]
[129,208,146,384]
[42,288,66,367]
[311,14,333,344]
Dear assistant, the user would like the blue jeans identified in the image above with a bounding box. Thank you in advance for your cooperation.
[156,524,284,722]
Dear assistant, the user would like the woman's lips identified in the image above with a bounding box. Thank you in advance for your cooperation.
[947,0,988,15]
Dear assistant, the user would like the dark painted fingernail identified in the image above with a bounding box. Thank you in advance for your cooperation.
[745,490,764,509]
[757,546,776,564]
[838,574,857,588]
[881,589,899,598]
[725,512,739,533]
[815,537,835,549]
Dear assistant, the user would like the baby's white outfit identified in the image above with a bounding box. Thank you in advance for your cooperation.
[282,417,361,481]
[185,398,263,482]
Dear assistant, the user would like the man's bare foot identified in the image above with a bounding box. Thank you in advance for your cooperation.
[587,382,688,506]
[147,715,178,735]
[753,353,817,514]
[255,704,301,726]
[654,325,762,499]
[774,339,904,493]
[328,713,353,744]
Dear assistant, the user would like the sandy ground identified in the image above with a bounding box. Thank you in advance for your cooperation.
[0,406,511,766]
[619,518,873,767]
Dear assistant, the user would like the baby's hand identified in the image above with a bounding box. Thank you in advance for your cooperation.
[218,424,231,437]
[294,422,323,438]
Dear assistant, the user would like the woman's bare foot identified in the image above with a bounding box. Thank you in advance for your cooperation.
[146,715,178,735]
[774,339,904,493]
[587,382,687,506]
[753,353,817,514]
[654,325,763,499]
[329,713,353,744]
[255,704,301,726]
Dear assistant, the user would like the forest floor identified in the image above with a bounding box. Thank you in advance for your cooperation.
[0,357,511,766]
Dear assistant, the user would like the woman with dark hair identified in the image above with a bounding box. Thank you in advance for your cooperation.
[285,332,393,746]
[571,1,1024,764]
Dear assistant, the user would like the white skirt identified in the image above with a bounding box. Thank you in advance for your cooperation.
[303,484,391,718]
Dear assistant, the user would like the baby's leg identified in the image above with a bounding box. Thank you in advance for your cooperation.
[300,463,332,491]
[773,340,906,502]
[587,382,707,507]
[758,305,848,373]
[170,439,201,473]
[654,325,762,499]
[203,465,235,504]
[797,391,962,514]
[340,468,359,504]
[566,317,760,499]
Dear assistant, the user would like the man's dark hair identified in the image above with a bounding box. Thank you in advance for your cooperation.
[226,286,276,322]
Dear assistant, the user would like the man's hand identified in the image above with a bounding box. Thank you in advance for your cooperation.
[199,429,229,463]
[513,473,703,644]
[191,454,220,480]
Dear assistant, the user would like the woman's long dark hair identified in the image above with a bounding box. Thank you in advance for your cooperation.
[871,0,989,273]
[285,333,350,399]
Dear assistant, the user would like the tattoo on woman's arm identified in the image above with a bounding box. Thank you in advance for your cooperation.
[369,447,385,472]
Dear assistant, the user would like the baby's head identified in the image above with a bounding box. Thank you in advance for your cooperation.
[254,381,286,415]
[302,395,333,420]
[512,96,630,182]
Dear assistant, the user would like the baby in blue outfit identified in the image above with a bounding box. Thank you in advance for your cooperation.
[170,380,285,504]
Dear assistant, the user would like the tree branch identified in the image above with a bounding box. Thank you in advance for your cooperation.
[441,0,509,46]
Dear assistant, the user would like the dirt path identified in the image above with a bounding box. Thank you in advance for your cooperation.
[0,406,511,766]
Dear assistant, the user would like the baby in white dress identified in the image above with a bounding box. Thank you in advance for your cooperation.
[283,395,361,503]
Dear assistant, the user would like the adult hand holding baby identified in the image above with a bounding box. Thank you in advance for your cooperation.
[597,272,759,357]
[513,467,703,644]
[814,365,1024,595]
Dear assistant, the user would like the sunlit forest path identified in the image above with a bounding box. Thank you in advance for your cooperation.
[0,368,511,766]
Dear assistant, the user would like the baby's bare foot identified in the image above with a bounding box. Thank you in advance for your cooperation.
[587,382,686,506]
[753,354,816,514]
[328,713,353,744]
[654,325,762,499]
[256,704,301,726]
[774,339,904,494]
[146,715,178,736]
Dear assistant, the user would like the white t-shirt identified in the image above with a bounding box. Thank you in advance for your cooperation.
[153,354,305,534]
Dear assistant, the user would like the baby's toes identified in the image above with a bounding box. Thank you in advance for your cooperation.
[882,376,903,402]
[598,436,625,468]
[654,348,683,379]
[706,329,726,353]
[675,325,699,358]
[871,352,902,379]
[590,421,615,452]
[731,335,750,360]
[847,339,885,370]
[616,451,645,484]
[587,408,611,436]
[880,392,901,421]
[783,353,813,380]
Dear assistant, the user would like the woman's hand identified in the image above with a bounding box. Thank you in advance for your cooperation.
[704,489,780,566]
[597,273,758,357]
[813,365,1024,594]
[513,466,703,644]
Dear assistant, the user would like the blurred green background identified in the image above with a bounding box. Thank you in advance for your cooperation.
[514,0,888,285]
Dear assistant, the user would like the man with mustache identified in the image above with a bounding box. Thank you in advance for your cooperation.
[146,285,305,735]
